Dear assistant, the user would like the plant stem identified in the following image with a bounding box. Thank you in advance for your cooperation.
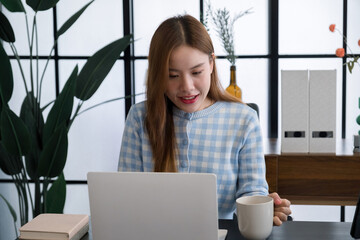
[24,12,35,110]
[13,219,18,239]
[35,16,39,118]
[21,166,34,215]
[76,92,145,116]
[336,28,357,58]
[29,15,37,100]
[68,102,83,130]
[9,43,30,96]
[335,28,360,69]
[21,180,29,224]
[13,175,25,225]
[24,13,31,51]
[15,171,29,224]
[34,179,41,216]
[42,178,49,213]
[38,40,57,104]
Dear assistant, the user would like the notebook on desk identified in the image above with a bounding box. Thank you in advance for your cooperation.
[87,172,227,240]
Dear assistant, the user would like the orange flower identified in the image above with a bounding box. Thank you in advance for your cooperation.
[336,48,345,57]
[329,24,336,32]
[329,23,359,73]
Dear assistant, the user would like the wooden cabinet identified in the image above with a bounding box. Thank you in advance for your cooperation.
[264,139,360,205]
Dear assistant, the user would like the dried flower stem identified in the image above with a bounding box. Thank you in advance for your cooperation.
[205,2,253,65]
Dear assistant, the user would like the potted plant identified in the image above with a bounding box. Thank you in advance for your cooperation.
[329,24,360,151]
[0,0,131,237]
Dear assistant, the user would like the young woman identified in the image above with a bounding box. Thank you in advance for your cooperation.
[118,14,291,225]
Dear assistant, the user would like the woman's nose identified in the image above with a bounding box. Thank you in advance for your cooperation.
[180,74,194,91]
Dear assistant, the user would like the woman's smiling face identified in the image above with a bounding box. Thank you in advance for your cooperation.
[165,45,214,113]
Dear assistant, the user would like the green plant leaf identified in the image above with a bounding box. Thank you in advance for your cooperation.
[56,0,94,39]
[26,0,59,12]
[0,43,14,103]
[76,35,132,101]
[20,93,44,180]
[0,0,26,12]
[348,61,354,74]
[46,173,66,213]
[0,11,15,42]
[38,125,68,178]
[0,193,17,222]
[0,142,22,175]
[0,107,31,156]
[42,66,77,145]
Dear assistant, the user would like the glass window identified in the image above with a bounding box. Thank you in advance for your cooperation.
[133,0,200,56]
[291,205,340,222]
[348,0,360,54]
[134,60,147,103]
[63,185,90,214]
[56,0,124,56]
[279,0,343,55]
[207,0,269,55]
[59,60,125,180]
[346,206,357,222]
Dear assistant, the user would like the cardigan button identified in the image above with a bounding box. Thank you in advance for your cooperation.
[181,161,188,168]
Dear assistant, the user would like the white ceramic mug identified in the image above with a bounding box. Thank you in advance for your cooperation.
[236,195,273,240]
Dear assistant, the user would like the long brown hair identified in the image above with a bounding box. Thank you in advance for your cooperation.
[145,15,241,172]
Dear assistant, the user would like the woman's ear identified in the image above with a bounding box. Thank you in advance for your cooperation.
[210,53,215,73]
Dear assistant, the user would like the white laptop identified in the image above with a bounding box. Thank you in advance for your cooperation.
[87,172,227,240]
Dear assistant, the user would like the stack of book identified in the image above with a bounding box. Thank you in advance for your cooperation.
[19,214,89,240]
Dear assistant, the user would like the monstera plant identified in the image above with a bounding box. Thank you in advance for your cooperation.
[0,0,131,235]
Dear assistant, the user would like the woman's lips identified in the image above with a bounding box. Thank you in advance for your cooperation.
[179,95,199,104]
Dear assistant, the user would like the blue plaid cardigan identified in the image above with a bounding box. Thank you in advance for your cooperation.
[118,101,268,219]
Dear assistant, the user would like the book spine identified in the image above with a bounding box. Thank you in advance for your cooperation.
[70,223,89,240]
[69,215,89,239]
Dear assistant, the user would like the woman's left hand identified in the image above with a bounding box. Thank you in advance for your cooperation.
[268,192,292,226]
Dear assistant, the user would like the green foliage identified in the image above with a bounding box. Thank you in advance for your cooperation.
[76,36,132,101]
[0,44,13,103]
[0,11,15,42]
[26,0,59,12]
[46,173,66,213]
[346,56,359,74]
[56,1,93,39]
[1,107,32,156]
[205,2,252,66]
[0,0,25,13]
[0,0,132,232]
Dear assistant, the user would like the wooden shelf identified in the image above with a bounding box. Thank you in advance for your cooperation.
[264,138,360,205]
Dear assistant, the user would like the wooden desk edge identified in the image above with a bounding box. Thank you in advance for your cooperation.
[264,138,359,156]
[280,195,357,206]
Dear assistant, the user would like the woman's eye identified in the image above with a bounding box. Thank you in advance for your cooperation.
[169,74,179,78]
[193,71,203,75]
